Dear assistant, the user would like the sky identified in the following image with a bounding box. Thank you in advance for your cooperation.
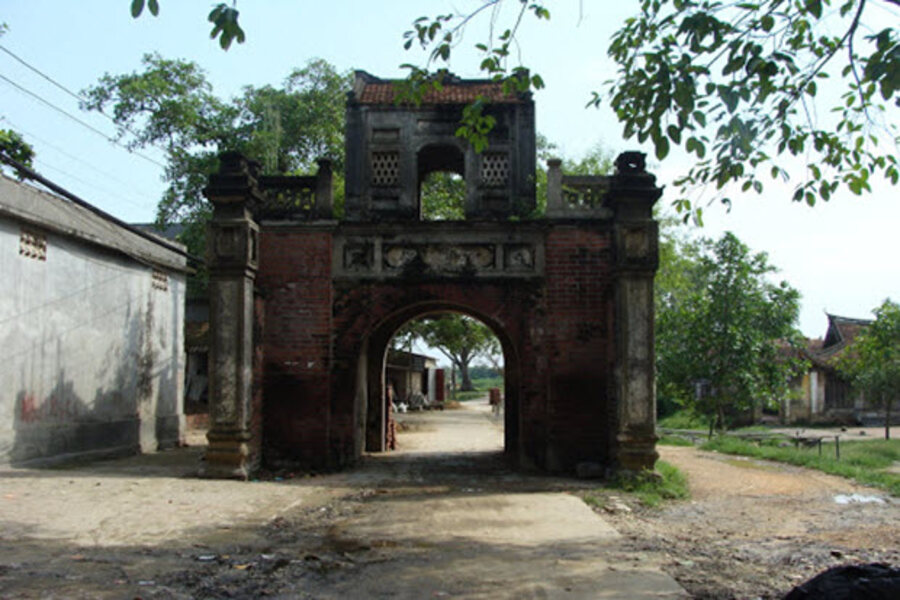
[1,1,898,341]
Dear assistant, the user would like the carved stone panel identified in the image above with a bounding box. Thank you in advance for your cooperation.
[333,227,544,280]
[383,244,496,274]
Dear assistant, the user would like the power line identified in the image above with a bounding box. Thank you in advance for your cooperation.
[0,43,168,152]
[1,116,157,210]
[34,158,152,212]
[0,152,202,265]
[0,43,84,104]
[0,72,167,169]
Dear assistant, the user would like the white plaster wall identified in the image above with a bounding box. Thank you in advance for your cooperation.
[0,218,185,464]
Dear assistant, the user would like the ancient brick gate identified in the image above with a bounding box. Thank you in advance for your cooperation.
[202,72,661,479]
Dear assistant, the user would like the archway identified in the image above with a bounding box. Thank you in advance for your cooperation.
[359,302,520,464]
[416,143,467,221]
[202,70,662,481]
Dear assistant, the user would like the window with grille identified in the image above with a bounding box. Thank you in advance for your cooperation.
[19,228,47,261]
[481,152,509,188]
[371,151,399,187]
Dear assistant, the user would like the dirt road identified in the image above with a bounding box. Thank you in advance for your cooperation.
[0,402,685,599]
[1,402,897,599]
[604,445,900,598]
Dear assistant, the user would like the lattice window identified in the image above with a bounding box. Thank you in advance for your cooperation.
[152,269,168,291]
[19,228,47,261]
[371,151,399,187]
[481,152,509,187]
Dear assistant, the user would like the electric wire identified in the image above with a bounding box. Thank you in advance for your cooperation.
[33,158,151,212]
[0,72,167,169]
[0,43,84,104]
[0,43,170,156]
[1,116,157,211]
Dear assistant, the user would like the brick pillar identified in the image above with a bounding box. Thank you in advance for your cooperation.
[201,152,263,479]
[609,152,663,472]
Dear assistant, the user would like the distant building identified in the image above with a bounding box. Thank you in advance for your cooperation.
[385,350,441,409]
[0,174,189,465]
[784,314,872,424]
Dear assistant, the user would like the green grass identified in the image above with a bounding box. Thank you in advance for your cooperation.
[582,460,690,509]
[657,410,708,430]
[615,460,690,507]
[658,434,696,447]
[702,436,900,496]
[451,376,504,402]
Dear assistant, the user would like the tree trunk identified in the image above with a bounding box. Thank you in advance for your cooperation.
[716,402,727,433]
[459,361,474,391]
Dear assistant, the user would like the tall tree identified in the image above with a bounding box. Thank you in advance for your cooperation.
[401,1,898,221]
[656,232,804,432]
[654,221,704,418]
[395,314,500,391]
[81,55,349,285]
[837,299,900,439]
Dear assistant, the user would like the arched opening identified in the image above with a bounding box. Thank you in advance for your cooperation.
[359,303,519,464]
[417,143,466,221]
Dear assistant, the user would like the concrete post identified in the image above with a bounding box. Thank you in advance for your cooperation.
[608,152,663,472]
[315,158,333,218]
[545,158,564,216]
[201,152,263,479]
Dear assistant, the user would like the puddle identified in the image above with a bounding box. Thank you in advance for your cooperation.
[833,493,886,505]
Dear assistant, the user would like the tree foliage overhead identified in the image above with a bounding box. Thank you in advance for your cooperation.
[605,0,899,220]
[656,231,804,430]
[401,1,898,221]
[394,314,500,391]
[81,54,349,235]
[0,128,35,179]
[837,299,900,439]
[130,0,246,50]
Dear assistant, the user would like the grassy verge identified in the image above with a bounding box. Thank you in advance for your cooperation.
[658,434,695,447]
[582,460,690,509]
[451,376,503,402]
[702,436,900,496]
[658,410,708,430]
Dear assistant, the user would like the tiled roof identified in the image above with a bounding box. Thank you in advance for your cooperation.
[804,314,873,368]
[358,82,520,105]
[352,71,525,105]
[822,314,872,351]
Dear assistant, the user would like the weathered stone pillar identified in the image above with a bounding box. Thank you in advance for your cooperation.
[315,158,333,218]
[545,158,564,216]
[608,152,662,472]
[201,152,262,479]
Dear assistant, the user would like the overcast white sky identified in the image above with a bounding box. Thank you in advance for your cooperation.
[2,1,898,342]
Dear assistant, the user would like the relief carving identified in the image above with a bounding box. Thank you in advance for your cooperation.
[383,244,495,273]
[504,245,534,271]
[338,236,540,278]
[343,243,374,270]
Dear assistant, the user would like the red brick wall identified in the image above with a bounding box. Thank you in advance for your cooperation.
[543,226,615,470]
[256,223,617,473]
[257,228,334,468]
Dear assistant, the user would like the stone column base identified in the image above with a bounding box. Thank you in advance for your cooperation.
[615,430,659,473]
[200,430,258,480]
